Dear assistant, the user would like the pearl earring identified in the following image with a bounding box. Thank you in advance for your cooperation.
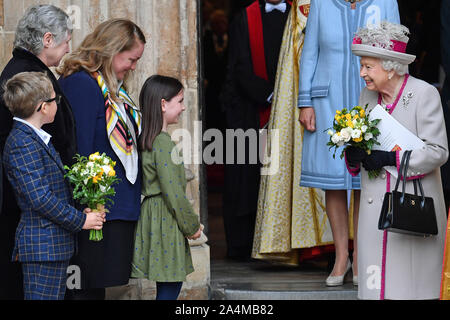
[388,73,393,80]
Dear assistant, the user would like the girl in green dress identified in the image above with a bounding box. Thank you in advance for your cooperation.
[131,75,202,300]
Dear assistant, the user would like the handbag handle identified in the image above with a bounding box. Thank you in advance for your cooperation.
[399,150,412,204]
[401,150,427,208]
[417,176,427,209]
[394,150,411,192]
[395,150,427,208]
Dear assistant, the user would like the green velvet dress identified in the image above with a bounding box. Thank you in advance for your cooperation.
[131,132,200,282]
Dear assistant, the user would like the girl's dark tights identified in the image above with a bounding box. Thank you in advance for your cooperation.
[156,282,183,300]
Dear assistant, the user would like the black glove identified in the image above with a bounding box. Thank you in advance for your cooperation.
[345,146,367,166]
[361,150,396,171]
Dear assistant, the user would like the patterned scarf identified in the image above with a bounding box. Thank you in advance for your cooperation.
[94,72,142,184]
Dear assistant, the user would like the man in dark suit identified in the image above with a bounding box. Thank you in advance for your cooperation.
[220,0,291,260]
[0,4,77,299]
[2,71,104,300]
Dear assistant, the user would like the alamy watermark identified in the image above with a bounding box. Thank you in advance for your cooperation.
[61,6,280,175]
[66,265,81,290]
[366,265,381,290]
[66,5,81,30]
[170,121,280,176]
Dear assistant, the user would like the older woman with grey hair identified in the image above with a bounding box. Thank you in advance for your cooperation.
[0,4,76,300]
[345,21,448,300]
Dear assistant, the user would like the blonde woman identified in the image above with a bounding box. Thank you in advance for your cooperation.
[58,19,146,300]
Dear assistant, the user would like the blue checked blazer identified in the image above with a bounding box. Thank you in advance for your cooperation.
[3,121,86,262]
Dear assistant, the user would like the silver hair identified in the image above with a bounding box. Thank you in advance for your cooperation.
[14,5,73,56]
[356,21,410,75]
[380,60,408,76]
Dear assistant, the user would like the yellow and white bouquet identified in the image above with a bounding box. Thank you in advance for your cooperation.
[64,152,120,241]
[326,105,381,178]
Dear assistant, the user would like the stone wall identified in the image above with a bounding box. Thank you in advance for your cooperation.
[0,0,209,300]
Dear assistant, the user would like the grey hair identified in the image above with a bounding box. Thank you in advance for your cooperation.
[14,5,73,56]
[356,21,410,76]
[380,60,408,76]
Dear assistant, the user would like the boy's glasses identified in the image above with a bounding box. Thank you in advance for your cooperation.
[37,94,61,112]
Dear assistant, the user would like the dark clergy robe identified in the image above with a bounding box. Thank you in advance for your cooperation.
[220,0,290,259]
[0,47,77,299]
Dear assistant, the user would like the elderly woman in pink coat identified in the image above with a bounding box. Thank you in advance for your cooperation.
[345,21,448,300]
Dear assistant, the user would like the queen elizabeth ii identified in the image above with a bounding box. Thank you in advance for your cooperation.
[345,21,448,300]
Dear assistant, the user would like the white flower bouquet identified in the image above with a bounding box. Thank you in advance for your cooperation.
[326,105,381,178]
[64,152,120,241]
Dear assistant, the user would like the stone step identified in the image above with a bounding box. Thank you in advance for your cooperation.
[210,285,358,300]
[210,259,358,300]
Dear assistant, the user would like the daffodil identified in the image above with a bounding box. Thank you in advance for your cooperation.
[89,152,100,161]
[64,152,120,242]
[326,104,381,178]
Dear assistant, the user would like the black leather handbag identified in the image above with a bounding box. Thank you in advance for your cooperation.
[378,150,438,237]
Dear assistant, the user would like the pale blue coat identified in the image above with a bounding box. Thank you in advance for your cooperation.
[298,0,400,190]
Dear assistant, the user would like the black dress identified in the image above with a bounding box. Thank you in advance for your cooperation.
[0,47,77,299]
[220,0,290,259]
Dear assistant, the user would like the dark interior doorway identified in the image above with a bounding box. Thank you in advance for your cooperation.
[398,0,442,85]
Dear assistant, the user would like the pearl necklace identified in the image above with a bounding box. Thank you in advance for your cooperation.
[378,74,409,114]
[381,76,404,107]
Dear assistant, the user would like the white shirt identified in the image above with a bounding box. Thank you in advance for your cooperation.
[265,0,287,13]
[13,117,52,145]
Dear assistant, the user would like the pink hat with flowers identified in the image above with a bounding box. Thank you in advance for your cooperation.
[351,21,416,65]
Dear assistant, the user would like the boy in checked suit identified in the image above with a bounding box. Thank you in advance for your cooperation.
[2,72,105,300]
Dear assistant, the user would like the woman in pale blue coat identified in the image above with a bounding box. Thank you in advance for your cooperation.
[297,0,399,286]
